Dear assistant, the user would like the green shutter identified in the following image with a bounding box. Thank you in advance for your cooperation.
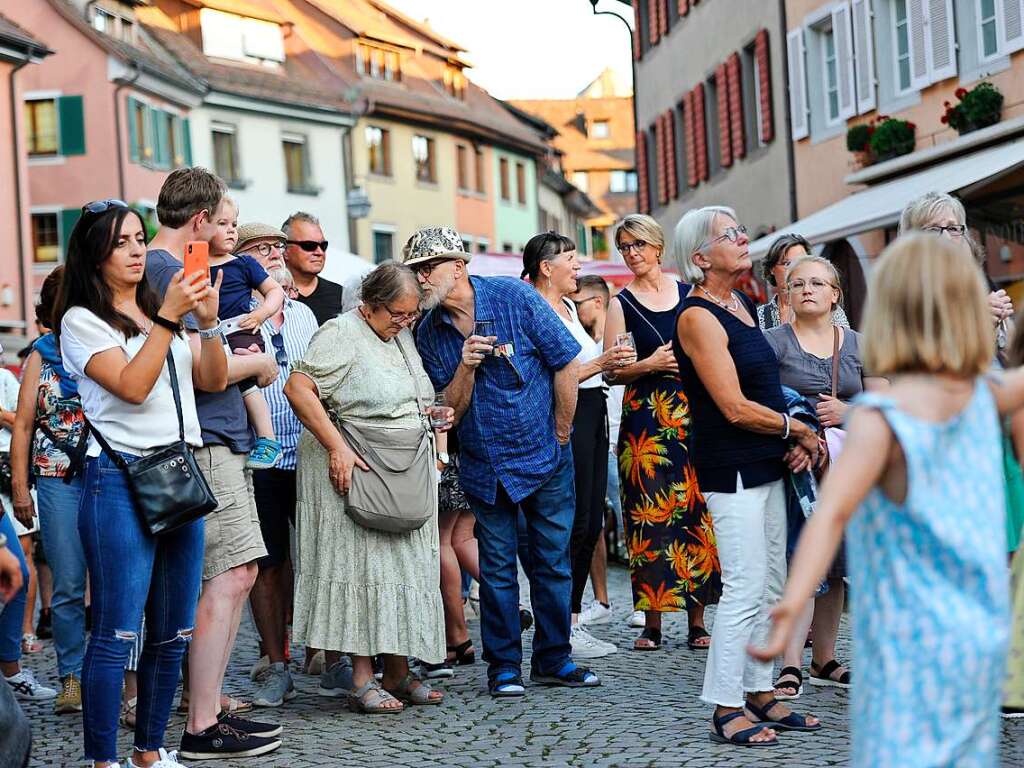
[60,208,82,258]
[150,107,163,168]
[182,117,193,166]
[57,95,86,156]
[127,97,140,163]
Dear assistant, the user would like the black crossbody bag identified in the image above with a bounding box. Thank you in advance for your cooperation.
[88,350,217,536]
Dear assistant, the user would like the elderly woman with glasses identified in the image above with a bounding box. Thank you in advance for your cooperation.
[673,205,821,747]
[603,214,721,653]
[284,262,450,714]
[757,234,850,330]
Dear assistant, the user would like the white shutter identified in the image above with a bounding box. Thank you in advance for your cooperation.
[851,0,876,113]
[926,0,957,81]
[999,0,1024,54]
[832,3,857,120]
[907,0,930,90]
[787,27,809,140]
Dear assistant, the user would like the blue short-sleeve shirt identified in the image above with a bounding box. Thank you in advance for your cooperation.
[212,254,268,319]
[416,276,581,505]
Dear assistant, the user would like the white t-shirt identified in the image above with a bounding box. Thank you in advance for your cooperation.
[606,384,624,453]
[60,306,201,457]
[0,368,19,453]
[560,300,604,390]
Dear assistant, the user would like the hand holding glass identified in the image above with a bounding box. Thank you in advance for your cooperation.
[473,320,497,356]
[615,332,637,366]
[428,393,453,430]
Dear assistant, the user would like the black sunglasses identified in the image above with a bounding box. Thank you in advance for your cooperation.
[82,199,128,215]
[287,239,328,252]
[270,332,288,367]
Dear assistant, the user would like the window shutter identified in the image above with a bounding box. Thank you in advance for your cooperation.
[907,0,930,90]
[678,0,689,14]
[851,0,876,114]
[60,208,82,257]
[999,0,1024,54]
[636,131,650,213]
[786,28,808,140]
[693,83,709,181]
[633,3,643,60]
[57,95,86,156]
[726,53,745,159]
[127,96,140,163]
[683,92,698,187]
[654,118,667,205]
[182,118,193,166]
[926,0,957,82]
[664,110,679,199]
[649,0,661,46]
[659,0,669,36]
[715,63,732,168]
[154,109,170,169]
[831,3,857,121]
[756,29,774,143]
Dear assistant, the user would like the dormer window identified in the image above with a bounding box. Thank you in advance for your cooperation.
[200,8,285,68]
[443,65,466,100]
[91,5,135,43]
[355,42,401,82]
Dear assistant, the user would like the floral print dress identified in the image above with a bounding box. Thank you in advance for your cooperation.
[616,284,721,612]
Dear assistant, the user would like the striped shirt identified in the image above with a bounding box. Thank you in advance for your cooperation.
[257,298,319,470]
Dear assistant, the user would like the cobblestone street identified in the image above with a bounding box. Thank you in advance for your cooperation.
[21,564,1024,767]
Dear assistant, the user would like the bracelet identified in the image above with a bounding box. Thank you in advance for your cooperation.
[198,321,224,340]
[780,413,791,440]
[152,314,180,333]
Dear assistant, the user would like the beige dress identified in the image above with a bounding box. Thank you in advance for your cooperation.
[290,310,444,663]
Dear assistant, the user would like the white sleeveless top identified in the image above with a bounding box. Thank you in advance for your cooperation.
[560,299,604,390]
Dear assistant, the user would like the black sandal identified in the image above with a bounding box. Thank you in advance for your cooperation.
[633,627,662,651]
[809,659,851,689]
[772,666,803,700]
[447,639,475,666]
[687,625,711,651]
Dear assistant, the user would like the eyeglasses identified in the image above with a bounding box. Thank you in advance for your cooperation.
[788,278,837,292]
[413,259,446,277]
[82,199,128,215]
[287,239,328,252]
[923,224,967,239]
[572,296,601,308]
[382,304,421,324]
[617,240,648,255]
[251,241,287,258]
[270,332,288,367]
[699,224,748,251]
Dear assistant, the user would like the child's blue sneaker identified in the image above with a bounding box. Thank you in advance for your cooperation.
[247,437,283,470]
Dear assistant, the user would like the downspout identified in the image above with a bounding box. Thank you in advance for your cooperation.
[113,62,141,201]
[10,52,33,335]
[778,0,798,224]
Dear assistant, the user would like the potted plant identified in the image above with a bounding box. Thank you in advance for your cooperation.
[941,82,1004,135]
[869,116,916,162]
[846,123,874,166]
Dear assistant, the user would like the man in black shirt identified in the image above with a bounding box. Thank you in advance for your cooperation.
[282,212,344,325]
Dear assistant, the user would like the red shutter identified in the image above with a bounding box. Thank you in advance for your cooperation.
[727,52,745,160]
[633,3,643,60]
[755,29,774,143]
[683,93,697,187]
[654,119,668,205]
[649,0,661,46]
[715,64,732,168]
[693,83,709,181]
[678,0,689,14]
[636,131,650,213]
[659,0,669,36]
[664,110,679,199]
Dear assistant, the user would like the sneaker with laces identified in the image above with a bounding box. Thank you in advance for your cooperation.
[54,674,83,713]
[570,625,617,659]
[129,748,190,767]
[318,659,354,697]
[578,601,612,626]
[217,710,282,738]
[4,669,57,700]
[627,610,645,628]
[179,722,281,760]
[246,438,283,470]
[252,662,296,708]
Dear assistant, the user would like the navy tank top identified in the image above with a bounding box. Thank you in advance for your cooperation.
[674,290,787,493]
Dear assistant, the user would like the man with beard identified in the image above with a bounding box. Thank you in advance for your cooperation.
[232,224,321,709]
[406,226,599,698]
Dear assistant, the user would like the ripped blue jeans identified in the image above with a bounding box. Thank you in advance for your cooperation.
[79,453,204,762]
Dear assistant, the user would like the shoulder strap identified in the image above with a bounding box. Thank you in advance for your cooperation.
[616,290,667,346]
[831,326,840,399]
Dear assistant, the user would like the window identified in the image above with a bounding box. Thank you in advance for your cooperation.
[444,65,467,99]
[893,0,913,93]
[412,135,436,183]
[92,8,113,33]
[474,147,485,194]
[516,162,526,204]
[282,135,312,193]
[823,27,841,122]
[499,157,510,200]
[31,213,59,264]
[476,239,489,253]
[704,76,722,176]
[25,100,58,156]
[609,170,638,193]
[356,42,401,82]
[572,170,589,192]
[456,144,469,190]
[979,0,999,59]
[590,120,610,139]
[461,237,473,253]
[366,126,391,176]
[212,126,240,184]
[502,242,513,253]
[743,43,768,151]
[372,230,394,264]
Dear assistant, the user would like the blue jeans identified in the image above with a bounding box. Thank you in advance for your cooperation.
[36,475,87,678]
[467,444,575,680]
[0,512,28,664]
[79,454,204,762]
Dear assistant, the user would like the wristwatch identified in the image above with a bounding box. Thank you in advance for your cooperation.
[437,451,450,466]
[198,321,224,340]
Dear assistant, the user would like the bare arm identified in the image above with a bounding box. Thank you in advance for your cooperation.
[239,277,285,330]
[987,368,1024,417]
[225,349,278,389]
[602,297,675,384]
[553,360,579,444]
[10,352,40,524]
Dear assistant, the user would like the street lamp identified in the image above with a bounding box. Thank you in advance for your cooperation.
[346,186,371,220]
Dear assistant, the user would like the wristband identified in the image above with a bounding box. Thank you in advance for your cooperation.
[152,314,180,333]
[198,321,224,340]
[781,413,791,440]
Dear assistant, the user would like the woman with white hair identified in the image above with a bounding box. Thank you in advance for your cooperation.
[673,206,821,747]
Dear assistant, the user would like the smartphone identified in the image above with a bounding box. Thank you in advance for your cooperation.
[183,241,210,285]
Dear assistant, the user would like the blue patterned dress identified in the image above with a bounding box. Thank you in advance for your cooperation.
[849,380,1009,767]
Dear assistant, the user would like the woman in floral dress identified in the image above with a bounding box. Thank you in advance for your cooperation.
[604,214,720,651]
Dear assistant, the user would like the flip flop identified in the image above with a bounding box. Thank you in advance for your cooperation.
[709,711,779,747]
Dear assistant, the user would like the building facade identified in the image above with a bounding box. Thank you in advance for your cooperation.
[629,0,795,240]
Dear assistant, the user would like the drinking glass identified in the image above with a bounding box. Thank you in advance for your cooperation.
[474,320,497,356]
[428,392,450,429]
[615,331,637,366]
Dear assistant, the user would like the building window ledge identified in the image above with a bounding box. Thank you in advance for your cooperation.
[287,185,321,196]
[226,178,249,190]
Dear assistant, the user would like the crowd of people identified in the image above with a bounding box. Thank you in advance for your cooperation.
[0,165,1021,768]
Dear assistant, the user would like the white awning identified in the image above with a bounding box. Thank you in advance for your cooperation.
[748,139,1024,258]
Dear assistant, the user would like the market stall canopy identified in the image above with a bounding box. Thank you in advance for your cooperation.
[748,139,1024,259]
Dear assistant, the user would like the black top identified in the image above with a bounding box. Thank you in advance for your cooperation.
[674,290,787,493]
[617,282,689,358]
[296,276,344,326]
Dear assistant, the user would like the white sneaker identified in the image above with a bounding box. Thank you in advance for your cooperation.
[578,601,612,626]
[130,748,189,767]
[4,669,57,700]
[626,610,645,628]
[570,625,617,659]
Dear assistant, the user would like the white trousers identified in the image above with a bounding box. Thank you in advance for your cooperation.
[700,474,787,707]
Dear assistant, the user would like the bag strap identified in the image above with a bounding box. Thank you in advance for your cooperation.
[616,290,667,346]
[830,326,840,399]
[36,420,90,482]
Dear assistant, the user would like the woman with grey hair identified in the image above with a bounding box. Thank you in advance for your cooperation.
[673,206,821,746]
[284,262,450,714]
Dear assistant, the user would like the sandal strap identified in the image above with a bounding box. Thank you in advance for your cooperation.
[814,659,842,679]
[778,665,802,682]
[713,711,747,731]
[688,626,710,640]
[447,639,473,654]
[639,627,662,643]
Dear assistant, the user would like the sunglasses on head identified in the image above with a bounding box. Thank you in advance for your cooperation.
[82,199,129,215]
[287,239,328,252]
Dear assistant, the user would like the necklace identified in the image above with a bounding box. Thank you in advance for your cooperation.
[698,285,740,313]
